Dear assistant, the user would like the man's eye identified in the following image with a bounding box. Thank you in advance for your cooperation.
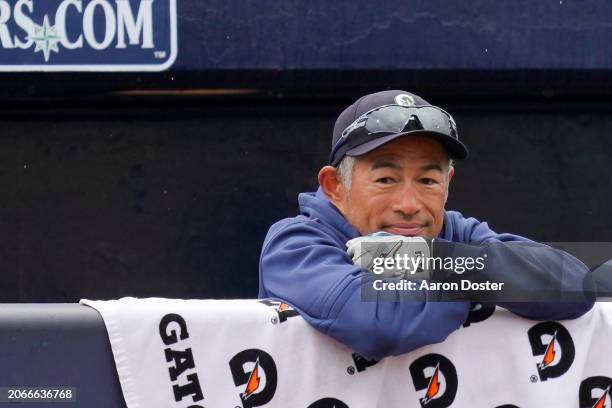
[421,178,438,185]
[376,177,395,184]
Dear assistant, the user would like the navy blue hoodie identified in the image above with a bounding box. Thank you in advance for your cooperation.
[259,188,593,360]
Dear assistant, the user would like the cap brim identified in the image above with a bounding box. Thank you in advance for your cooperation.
[345,130,469,160]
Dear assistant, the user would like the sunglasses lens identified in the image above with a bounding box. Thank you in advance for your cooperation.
[363,106,453,136]
[365,106,412,133]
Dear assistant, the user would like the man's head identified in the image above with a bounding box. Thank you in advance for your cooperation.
[319,90,468,238]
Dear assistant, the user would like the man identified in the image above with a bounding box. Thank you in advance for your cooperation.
[258,90,593,360]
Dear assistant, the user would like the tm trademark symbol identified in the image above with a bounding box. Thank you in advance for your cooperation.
[347,366,355,375]
[530,375,538,383]
[154,50,167,59]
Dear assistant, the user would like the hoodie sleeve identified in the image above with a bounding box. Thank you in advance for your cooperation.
[259,220,470,360]
[439,213,594,320]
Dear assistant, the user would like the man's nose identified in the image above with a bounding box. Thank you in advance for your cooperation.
[391,182,423,216]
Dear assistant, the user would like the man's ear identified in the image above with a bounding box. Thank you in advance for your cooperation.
[445,165,455,204]
[318,166,346,209]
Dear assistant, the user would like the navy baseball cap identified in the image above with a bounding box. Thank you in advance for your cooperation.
[330,90,469,166]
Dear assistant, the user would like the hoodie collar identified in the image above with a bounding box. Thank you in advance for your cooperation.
[298,187,361,241]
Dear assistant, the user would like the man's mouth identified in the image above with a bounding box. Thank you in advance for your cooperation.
[383,223,426,236]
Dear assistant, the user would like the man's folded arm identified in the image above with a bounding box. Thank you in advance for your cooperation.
[438,216,594,320]
[259,220,470,360]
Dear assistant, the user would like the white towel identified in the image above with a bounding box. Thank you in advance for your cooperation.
[81,298,612,408]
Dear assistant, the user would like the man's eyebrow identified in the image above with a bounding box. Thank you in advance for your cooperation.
[371,160,402,170]
[421,164,444,172]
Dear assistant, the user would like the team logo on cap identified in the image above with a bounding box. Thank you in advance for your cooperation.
[410,353,458,407]
[527,322,575,381]
[394,93,415,107]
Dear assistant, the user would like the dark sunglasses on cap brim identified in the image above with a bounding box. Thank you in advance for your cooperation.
[329,104,460,166]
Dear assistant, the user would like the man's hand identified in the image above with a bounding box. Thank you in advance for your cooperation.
[346,232,431,277]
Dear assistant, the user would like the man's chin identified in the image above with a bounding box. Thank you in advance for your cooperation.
[382,227,426,237]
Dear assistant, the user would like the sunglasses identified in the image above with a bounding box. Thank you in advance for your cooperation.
[330,104,458,166]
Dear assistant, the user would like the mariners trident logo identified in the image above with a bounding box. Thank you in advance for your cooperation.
[0,0,177,71]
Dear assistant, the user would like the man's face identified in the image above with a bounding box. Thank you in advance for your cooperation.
[334,136,452,238]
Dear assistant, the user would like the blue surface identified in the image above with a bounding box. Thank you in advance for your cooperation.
[2,1,612,95]
[175,0,612,70]
[0,304,125,408]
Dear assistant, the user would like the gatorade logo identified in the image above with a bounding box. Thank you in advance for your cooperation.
[229,349,278,408]
[351,353,379,373]
[307,398,349,408]
[158,313,204,406]
[463,302,495,327]
[258,299,299,323]
[579,376,612,408]
[410,353,458,408]
[527,322,575,381]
